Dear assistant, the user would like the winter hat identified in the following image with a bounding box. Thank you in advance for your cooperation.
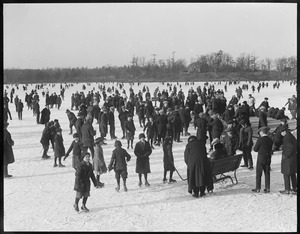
[66,109,70,113]
[257,126,270,134]
[56,128,62,133]
[199,112,205,118]
[188,135,197,142]
[73,133,79,138]
[94,137,104,144]
[279,125,289,132]
[114,140,122,147]
[139,133,146,139]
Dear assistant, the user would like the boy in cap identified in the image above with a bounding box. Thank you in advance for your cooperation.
[108,140,131,192]
[64,133,83,169]
[252,126,273,193]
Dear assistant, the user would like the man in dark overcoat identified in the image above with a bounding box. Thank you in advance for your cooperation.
[271,118,288,151]
[184,136,213,198]
[258,106,268,129]
[75,113,85,141]
[4,122,15,178]
[195,113,207,143]
[252,126,273,193]
[134,133,152,187]
[279,126,297,195]
[156,110,168,146]
[81,118,96,159]
[66,109,77,134]
[40,105,51,124]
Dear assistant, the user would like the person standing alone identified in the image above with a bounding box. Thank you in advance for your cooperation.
[252,126,273,193]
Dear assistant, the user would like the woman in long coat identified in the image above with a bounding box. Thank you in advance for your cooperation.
[162,136,176,183]
[125,115,136,149]
[134,133,152,187]
[184,136,213,198]
[4,122,15,178]
[73,153,98,212]
[279,126,297,194]
[54,128,65,167]
[93,137,107,188]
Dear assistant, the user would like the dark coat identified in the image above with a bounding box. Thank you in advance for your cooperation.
[195,117,207,142]
[4,128,15,165]
[40,126,51,145]
[109,147,131,171]
[144,121,157,139]
[209,118,224,139]
[75,117,84,140]
[239,125,253,149]
[54,134,65,158]
[81,121,96,147]
[253,135,273,164]
[258,111,268,128]
[74,161,97,193]
[40,108,51,124]
[157,114,168,135]
[281,131,297,174]
[134,141,152,174]
[125,119,136,140]
[67,112,77,125]
[162,141,175,172]
[66,140,84,169]
[184,139,213,193]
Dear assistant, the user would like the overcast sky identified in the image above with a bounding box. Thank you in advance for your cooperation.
[3,3,297,69]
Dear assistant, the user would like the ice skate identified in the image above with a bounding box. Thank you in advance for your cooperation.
[145,181,150,187]
[115,186,120,192]
[73,204,79,212]
[124,185,128,192]
[168,179,177,184]
[163,178,167,183]
[81,205,89,212]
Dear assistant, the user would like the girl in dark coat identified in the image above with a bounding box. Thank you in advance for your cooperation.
[134,133,152,187]
[125,115,136,149]
[108,140,131,192]
[73,153,98,212]
[54,128,65,167]
[162,136,176,183]
[3,122,15,178]
[184,136,213,198]
[64,133,83,169]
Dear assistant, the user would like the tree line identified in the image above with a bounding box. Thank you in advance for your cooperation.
[4,50,297,84]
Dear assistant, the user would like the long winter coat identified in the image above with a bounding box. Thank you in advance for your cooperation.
[209,118,224,139]
[162,141,175,172]
[134,141,152,174]
[4,128,15,165]
[258,110,268,128]
[40,108,51,124]
[195,117,207,142]
[157,114,168,135]
[184,139,213,193]
[40,126,51,146]
[67,112,77,125]
[281,131,297,174]
[99,112,108,135]
[74,161,97,193]
[54,134,65,158]
[81,121,96,147]
[253,135,273,164]
[93,144,107,174]
[75,117,84,140]
[125,119,136,140]
[144,121,156,139]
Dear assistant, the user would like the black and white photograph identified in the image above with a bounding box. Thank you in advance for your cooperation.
[3,2,297,232]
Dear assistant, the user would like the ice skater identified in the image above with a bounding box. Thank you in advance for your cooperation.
[108,140,131,192]
[162,136,176,183]
[73,152,98,212]
[64,133,84,169]
[93,137,107,188]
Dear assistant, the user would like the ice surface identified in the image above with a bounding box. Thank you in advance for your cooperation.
[3,80,297,231]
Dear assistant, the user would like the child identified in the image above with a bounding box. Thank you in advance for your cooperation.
[143,116,156,149]
[93,137,107,188]
[64,133,83,169]
[53,128,65,167]
[162,136,176,183]
[73,152,98,212]
[108,140,131,192]
[125,115,136,149]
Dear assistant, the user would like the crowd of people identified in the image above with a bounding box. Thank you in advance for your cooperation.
[3,80,297,212]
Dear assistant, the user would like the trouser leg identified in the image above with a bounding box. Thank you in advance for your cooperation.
[256,162,263,189]
[264,164,271,190]
[283,174,291,190]
[290,173,297,190]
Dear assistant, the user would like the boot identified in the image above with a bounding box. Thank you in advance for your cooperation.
[115,185,120,192]
[73,203,79,212]
[169,179,177,184]
[81,205,89,212]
